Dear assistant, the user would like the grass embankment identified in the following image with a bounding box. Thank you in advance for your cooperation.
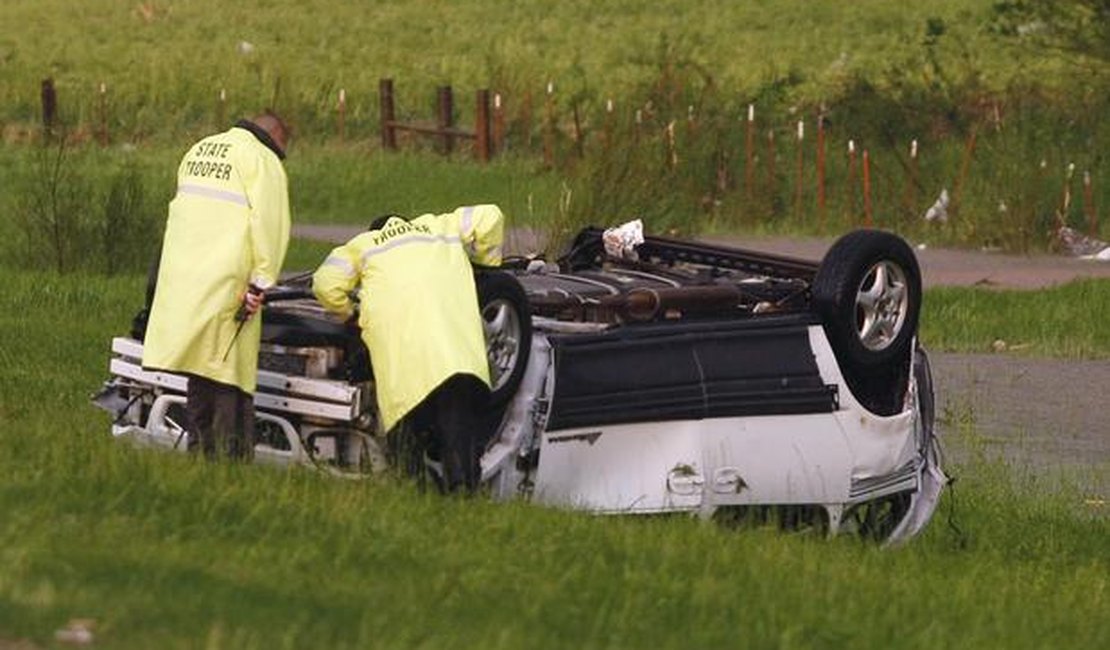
[0,271,1106,648]
[922,279,1110,358]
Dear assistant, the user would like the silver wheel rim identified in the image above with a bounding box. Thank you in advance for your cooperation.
[482,298,521,392]
[854,260,909,352]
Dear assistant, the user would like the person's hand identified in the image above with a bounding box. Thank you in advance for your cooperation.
[236,284,264,321]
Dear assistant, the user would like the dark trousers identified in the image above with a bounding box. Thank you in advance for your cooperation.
[397,374,490,493]
[186,375,255,461]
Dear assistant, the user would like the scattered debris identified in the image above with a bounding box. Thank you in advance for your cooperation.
[924,188,949,223]
[54,619,95,646]
[602,219,644,261]
[1056,226,1109,260]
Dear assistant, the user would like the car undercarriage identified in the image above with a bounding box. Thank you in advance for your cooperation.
[95,226,946,544]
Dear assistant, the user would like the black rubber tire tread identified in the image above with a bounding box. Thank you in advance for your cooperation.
[475,271,532,407]
[812,229,922,368]
[812,230,922,415]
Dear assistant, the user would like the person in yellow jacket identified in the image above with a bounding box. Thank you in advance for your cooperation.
[142,112,292,460]
[312,205,505,492]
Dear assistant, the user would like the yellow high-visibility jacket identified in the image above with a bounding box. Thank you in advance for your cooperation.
[312,205,505,431]
[142,123,291,393]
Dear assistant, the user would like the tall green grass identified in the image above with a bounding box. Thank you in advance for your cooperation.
[2,0,1107,258]
[921,279,1110,358]
[1,270,1106,649]
[0,0,1062,140]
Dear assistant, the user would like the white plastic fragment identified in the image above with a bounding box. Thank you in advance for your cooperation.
[924,189,949,223]
[602,219,645,261]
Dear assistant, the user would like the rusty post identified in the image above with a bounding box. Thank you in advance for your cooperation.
[816,113,826,230]
[337,88,346,142]
[665,120,677,170]
[1057,163,1075,229]
[41,77,57,136]
[379,78,397,151]
[846,140,858,221]
[492,92,506,154]
[543,81,555,168]
[1084,170,1097,237]
[903,139,919,219]
[863,149,873,227]
[475,88,491,162]
[97,82,108,146]
[602,98,614,152]
[572,100,584,158]
[952,126,978,221]
[217,88,226,128]
[745,104,755,203]
[795,119,804,223]
[765,128,776,210]
[437,85,455,155]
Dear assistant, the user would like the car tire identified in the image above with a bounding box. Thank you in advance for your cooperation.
[812,229,922,415]
[476,271,532,407]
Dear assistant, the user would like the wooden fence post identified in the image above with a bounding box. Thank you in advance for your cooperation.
[765,128,776,209]
[475,88,491,162]
[665,120,677,170]
[903,139,919,218]
[1057,163,1075,228]
[437,85,454,155]
[794,119,804,222]
[97,82,108,146]
[337,88,346,141]
[1083,170,1097,237]
[379,78,397,151]
[952,126,978,221]
[41,77,57,136]
[745,104,755,202]
[217,88,226,128]
[572,100,584,158]
[602,98,614,151]
[543,81,555,168]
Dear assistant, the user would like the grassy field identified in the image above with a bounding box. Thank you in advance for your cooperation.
[0,269,1106,649]
[0,0,1062,139]
[1,3,1107,644]
[922,279,1110,358]
[2,0,1107,261]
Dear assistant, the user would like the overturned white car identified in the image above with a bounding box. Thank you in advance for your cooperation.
[95,227,946,544]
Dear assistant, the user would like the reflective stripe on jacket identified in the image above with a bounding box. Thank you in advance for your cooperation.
[142,125,291,392]
[312,205,505,431]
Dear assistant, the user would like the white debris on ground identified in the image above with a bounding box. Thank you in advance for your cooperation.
[602,218,644,261]
[923,188,949,223]
[1056,226,1110,261]
[54,619,95,646]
